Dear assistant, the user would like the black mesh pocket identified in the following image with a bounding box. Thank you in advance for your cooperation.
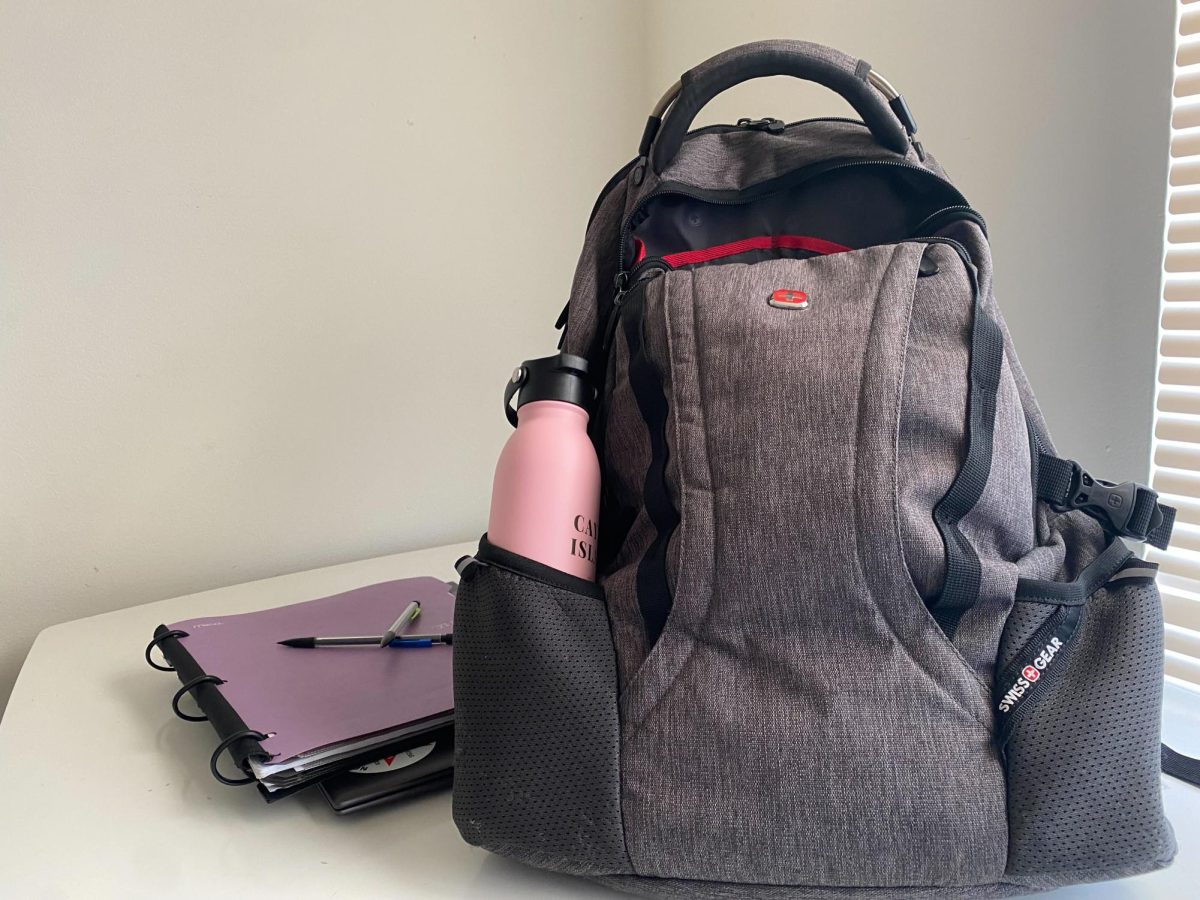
[452,538,632,876]
[999,541,1176,885]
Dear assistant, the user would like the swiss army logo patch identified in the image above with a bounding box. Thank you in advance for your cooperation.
[768,289,809,309]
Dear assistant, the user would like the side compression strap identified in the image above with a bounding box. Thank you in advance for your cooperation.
[926,244,1002,641]
[1036,452,1175,550]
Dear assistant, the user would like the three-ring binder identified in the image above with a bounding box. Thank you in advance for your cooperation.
[144,629,187,671]
[146,625,273,788]
[210,729,271,785]
[144,577,458,803]
[171,674,224,722]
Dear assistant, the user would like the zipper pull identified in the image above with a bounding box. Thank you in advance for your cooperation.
[602,264,667,353]
[601,271,631,353]
[737,117,786,135]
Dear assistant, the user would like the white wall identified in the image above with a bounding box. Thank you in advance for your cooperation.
[0,1,1175,711]
[0,0,643,710]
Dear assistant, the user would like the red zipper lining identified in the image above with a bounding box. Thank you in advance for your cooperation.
[633,234,853,268]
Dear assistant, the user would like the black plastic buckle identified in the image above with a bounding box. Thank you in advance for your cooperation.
[736,117,786,135]
[1055,463,1148,538]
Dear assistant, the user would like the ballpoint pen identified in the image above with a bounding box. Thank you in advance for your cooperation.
[277,632,452,648]
[379,600,421,647]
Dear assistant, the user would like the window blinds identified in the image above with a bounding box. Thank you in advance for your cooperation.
[1150,0,1200,686]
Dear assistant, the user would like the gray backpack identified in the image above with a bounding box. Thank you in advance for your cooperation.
[452,40,1193,897]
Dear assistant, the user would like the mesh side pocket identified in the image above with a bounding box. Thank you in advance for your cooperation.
[452,547,632,876]
[1001,556,1176,885]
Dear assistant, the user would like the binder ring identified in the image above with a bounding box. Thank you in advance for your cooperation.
[171,675,224,722]
[209,729,270,786]
[145,630,188,671]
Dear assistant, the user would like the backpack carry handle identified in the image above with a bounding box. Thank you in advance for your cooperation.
[647,40,916,175]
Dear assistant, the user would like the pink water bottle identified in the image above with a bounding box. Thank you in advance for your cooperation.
[487,353,600,580]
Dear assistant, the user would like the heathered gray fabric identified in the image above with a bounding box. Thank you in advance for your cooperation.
[893,234,1034,683]
[614,245,1007,886]
[1012,503,1111,587]
[897,245,971,601]
[941,220,1054,458]
[953,355,1034,682]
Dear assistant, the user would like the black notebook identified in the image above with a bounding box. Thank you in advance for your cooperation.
[319,724,454,814]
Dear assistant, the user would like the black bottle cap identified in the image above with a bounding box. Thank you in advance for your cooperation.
[503,353,592,426]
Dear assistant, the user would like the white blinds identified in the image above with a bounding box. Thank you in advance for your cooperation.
[1150,0,1200,686]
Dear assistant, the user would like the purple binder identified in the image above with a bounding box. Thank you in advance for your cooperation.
[164,577,454,764]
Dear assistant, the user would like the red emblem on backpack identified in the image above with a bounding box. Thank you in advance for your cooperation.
[769,289,809,309]
[1022,665,1039,682]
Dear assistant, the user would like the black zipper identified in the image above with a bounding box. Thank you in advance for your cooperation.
[910,205,989,238]
[619,157,984,272]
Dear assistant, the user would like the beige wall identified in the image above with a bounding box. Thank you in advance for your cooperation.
[0,1,1174,710]
[0,0,643,709]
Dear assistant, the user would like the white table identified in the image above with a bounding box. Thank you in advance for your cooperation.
[1,541,1198,900]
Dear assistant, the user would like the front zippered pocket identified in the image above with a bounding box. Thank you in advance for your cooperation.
[604,239,980,654]
[603,236,977,356]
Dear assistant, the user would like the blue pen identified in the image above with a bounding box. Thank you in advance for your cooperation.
[391,633,453,647]
[379,600,422,647]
